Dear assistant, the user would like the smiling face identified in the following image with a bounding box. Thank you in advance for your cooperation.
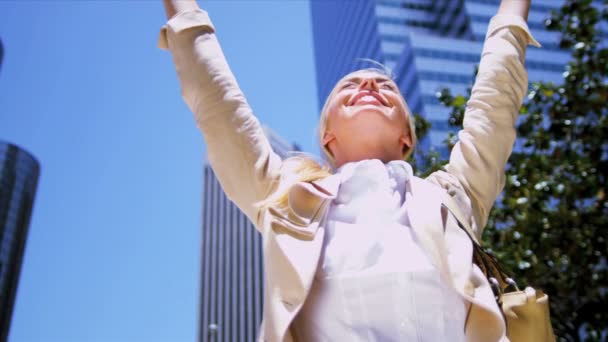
[319,69,415,168]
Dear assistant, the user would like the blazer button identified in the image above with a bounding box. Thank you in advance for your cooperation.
[281,299,295,309]
[465,281,475,296]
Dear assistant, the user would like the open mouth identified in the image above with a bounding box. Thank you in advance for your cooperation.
[349,92,389,106]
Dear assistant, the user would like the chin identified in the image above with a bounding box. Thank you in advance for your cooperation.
[347,112,397,133]
[349,104,390,116]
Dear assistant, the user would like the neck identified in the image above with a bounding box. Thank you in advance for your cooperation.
[330,140,404,169]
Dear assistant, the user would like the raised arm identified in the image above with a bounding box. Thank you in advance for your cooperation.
[427,0,540,238]
[497,0,531,21]
[159,0,282,227]
[162,0,197,19]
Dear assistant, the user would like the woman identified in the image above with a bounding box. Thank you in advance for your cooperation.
[159,0,540,341]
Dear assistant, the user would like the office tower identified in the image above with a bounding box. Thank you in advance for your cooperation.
[311,0,569,149]
[198,126,298,342]
[0,142,40,342]
[0,37,4,71]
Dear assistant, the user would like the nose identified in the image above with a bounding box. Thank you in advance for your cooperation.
[358,77,379,92]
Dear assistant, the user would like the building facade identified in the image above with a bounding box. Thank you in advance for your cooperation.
[0,142,40,342]
[0,37,4,71]
[198,127,298,342]
[310,0,569,151]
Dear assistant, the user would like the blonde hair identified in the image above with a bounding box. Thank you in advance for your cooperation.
[256,68,417,212]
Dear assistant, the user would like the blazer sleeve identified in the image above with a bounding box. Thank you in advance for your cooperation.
[158,8,282,228]
[426,15,541,239]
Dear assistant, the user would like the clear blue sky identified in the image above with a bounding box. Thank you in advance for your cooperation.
[0,1,319,341]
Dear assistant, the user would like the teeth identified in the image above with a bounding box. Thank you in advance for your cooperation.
[355,95,381,104]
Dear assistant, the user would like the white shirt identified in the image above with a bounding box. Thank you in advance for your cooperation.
[293,159,467,341]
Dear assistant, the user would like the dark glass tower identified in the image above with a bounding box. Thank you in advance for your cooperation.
[0,142,40,342]
[198,126,298,342]
[0,37,4,70]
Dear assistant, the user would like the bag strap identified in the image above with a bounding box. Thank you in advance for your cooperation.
[439,191,512,292]
[438,192,479,242]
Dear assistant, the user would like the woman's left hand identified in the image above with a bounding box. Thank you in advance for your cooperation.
[497,0,531,20]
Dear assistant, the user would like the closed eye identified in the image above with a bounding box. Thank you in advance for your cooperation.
[380,83,397,91]
[340,82,357,90]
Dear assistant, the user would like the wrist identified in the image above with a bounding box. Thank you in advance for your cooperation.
[497,0,531,21]
[163,0,200,20]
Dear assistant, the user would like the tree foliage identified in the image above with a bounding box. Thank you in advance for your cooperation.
[415,1,608,340]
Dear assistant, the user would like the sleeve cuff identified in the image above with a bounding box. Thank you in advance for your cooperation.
[486,14,542,48]
[157,9,216,50]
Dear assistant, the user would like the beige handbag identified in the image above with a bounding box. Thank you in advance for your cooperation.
[441,194,556,342]
[501,287,555,342]
[469,240,556,342]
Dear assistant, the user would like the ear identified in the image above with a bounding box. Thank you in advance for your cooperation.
[322,131,336,147]
[400,134,412,149]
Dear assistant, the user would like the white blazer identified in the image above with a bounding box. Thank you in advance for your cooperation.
[158,8,540,341]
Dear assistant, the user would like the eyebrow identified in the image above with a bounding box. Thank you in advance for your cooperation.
[343,76,393,83]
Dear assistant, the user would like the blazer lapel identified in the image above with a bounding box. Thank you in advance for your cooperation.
[269,173,341,307]
[289,175,338,220]
[311,173,341,198]
[411,177,506,341]
[408,177,454,287]
[270,173,340,239]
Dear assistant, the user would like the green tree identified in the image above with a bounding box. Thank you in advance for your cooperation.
[417,0,607,340]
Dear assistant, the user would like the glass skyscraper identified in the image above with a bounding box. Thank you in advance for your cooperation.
[0,142,40,342]
[0,37,4,71]
[311,0,569,149]
[198,126,297,342]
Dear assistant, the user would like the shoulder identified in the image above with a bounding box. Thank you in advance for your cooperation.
[412,173,471,216]
[424,170,466,198]
[423,170,480,234]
